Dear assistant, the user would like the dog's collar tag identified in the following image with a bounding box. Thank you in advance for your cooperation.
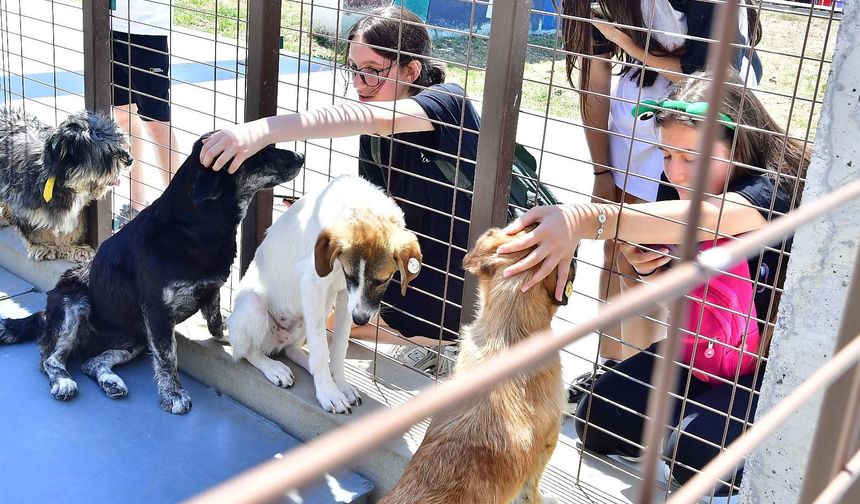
[407,257,421,275]
[43,176,56,202]
[559,256,577,306]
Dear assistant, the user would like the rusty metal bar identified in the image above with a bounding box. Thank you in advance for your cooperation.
[637,2,740,502]
[240,0,281,276]
[811,447,860,504]
[83,0,114,248]
[800,244,860,503]
[185,174,860,504]
[459,0,532,326]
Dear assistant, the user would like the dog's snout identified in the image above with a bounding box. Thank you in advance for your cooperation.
[294,152,305,166]
[124,156,134,167]
[352,312,371,326]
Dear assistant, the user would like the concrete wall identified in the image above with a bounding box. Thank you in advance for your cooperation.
[740,2,860,501]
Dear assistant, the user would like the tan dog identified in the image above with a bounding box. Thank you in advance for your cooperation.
[381,227,568,504]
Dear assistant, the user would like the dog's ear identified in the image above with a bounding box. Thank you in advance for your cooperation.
[463,228,510,278]
[46,121,87,165]
[314,228,342,278]
[191,168,224,206]
[393,230,422,296]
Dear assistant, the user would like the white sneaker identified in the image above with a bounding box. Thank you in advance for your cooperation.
[387,345,438,372]
[432,345,459,377]
[386,344,459,377]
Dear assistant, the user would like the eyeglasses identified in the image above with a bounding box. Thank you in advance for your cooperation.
[631,99,737,131]
[341,62,394,87]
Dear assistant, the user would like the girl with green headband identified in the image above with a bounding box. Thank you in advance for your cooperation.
[558,0,764,404]
[500,69,810,498]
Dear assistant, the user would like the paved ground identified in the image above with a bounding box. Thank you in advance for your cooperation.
[0,266,373,503]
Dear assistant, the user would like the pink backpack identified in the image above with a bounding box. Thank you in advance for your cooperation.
[681,239,761,384]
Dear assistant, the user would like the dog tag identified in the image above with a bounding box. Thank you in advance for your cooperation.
[43,176,56,202]
[407,257,421,275]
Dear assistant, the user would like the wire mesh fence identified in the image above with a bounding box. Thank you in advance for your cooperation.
[0,0,86,125]
[0,0,853,502]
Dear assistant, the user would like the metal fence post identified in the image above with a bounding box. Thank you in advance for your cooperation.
[83,0,114,247]
[459,0,532,326]
[240,0,282,276]
[799,245,860,503]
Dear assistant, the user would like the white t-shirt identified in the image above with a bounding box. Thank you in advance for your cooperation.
[608,0,686,202]
[607,0,760,202]
[111,0,171,36]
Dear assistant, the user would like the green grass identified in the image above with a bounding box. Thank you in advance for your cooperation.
[171,1,840,138]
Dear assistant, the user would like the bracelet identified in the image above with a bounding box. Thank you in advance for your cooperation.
[595,205,607,240]
[634,267,658,277]
[593,169,612,176]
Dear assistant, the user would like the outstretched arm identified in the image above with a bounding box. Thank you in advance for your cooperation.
[498,193,768,299]
[200,98,434,173]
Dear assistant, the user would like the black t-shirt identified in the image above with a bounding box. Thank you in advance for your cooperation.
[657,173,795,332]
[358,83,480,340]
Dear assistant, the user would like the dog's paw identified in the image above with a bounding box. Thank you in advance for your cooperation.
[50,377,78,401]
[261,360,295,388]
[316,384,353,414]
[336,381,362,406]
[0,214,11,227]
[62,245,95,263]
[159,388,192,415]
[28,244,58,262]
[207,320,227,341]
[98,375,128,399]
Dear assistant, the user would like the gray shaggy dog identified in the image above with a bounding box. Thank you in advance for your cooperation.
[0,108,132,262]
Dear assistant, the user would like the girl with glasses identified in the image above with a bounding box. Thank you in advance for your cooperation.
[200,6,479,374]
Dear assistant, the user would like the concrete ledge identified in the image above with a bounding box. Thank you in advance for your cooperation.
[0,226,74,292]
[176,314,431,501]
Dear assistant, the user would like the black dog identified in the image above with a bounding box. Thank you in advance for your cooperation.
[0,134,304,414]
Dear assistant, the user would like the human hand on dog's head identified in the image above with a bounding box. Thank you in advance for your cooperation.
[465,227,574,306]
[496,204,586,302]
[199,119,270,174]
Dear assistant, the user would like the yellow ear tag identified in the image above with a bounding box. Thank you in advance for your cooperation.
[43,176,56,202]
[564,280,574,300]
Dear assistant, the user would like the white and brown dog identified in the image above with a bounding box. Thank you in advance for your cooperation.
[227,176,422,413]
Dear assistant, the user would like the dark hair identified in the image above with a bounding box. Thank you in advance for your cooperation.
[558,1,762,90]
[344,6,446,92]
[655,69,809,207]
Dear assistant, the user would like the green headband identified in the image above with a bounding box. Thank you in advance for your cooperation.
[631,99,737,131]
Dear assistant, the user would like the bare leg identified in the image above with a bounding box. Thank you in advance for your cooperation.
[113,105,176,211]
[331,313,456,347]
[139,118,180,182]
[598,190,667,361]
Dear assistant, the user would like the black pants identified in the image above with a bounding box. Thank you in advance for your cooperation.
[574,343,764,496]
